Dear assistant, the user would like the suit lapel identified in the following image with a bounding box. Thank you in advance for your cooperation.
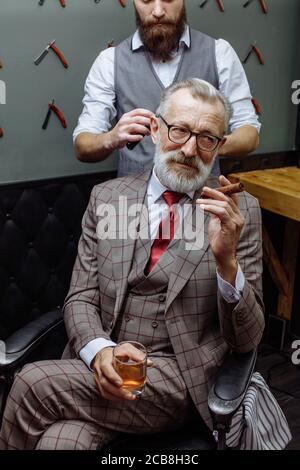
[111,171,151,315]
[165,193,211,312]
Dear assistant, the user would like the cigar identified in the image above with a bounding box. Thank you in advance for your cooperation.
[200,182,244,198]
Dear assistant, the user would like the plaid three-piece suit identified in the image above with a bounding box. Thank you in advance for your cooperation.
[0,171,264,450]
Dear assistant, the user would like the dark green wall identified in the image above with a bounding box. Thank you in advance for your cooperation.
[0,0,299,183]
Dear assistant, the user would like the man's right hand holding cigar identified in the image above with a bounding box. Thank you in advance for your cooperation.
[196,175,245,287]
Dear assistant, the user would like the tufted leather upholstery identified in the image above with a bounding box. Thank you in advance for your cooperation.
[0,172,116,341]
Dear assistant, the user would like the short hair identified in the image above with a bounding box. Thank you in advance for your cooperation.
[157,78,231,132]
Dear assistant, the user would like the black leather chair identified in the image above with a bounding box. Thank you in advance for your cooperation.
[0,173,257,451]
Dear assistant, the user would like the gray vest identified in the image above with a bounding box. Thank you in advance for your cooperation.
[115,28,219,177]
[113,227,182,358]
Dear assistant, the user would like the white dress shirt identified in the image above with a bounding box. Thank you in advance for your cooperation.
[73,25,260,142]
[79,170,245,368]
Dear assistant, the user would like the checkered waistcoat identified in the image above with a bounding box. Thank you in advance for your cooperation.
[63,171,265,429]
[113,211,177,356]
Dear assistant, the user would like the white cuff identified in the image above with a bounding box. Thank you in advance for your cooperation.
[217,263,245,303]
[79,338,117,370]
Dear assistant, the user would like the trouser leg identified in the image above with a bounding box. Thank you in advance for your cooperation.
[35,420,118,450]
[0,357,193,450]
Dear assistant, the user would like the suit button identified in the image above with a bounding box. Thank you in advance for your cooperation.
[152,321,158,329]
[147,346,153,353]
[158,294,166,302]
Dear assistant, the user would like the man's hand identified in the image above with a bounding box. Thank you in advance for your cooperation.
[197,175,245,285]
[75,108,154,163]
[91,344,153,402]
[109,108,154,150]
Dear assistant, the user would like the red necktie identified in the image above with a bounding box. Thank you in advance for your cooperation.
[145,190,184,274]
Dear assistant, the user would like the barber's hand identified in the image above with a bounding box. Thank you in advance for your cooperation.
[196,175,245,285]
[92,344,153,402]
[110,108,154,149]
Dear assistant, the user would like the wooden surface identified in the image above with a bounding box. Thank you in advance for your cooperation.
[228,166,300,222]
[229,166,300,321]
[277,219,299,320]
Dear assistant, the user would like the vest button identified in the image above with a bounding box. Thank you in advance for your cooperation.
[147,346,153,353]
[152,321,158,329]
[158,294,166,302]
[125,315,131,322]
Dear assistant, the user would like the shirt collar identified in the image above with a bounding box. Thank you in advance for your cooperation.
[132,24,190,51]
[148,168,194,203]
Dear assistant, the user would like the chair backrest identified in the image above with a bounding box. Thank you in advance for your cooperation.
[0,172,116,341]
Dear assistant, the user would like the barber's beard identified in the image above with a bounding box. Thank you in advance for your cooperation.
[154,139,215,193]
[135,6,186,62]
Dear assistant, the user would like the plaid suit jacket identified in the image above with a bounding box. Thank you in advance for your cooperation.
[63,170,265,428]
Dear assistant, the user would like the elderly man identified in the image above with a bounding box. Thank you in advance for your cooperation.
[0,79,265,450]
[74,0,260,176]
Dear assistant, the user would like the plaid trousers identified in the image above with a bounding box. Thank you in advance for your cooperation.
[0,357,193,450]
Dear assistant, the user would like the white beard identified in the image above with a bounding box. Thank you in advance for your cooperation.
[153,137,215,193]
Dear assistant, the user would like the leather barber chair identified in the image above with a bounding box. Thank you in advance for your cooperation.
[0,174,256,451]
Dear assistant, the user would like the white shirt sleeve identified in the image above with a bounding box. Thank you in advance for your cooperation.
[217,263,245,303]
[215,39,261,133]
[73,47,117,142]
[79,338,117,370]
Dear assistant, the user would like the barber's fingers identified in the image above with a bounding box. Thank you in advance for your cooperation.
[122,123,151,136]
[125,108,154,118]
[127,115,153,126]
[119,115,152,128]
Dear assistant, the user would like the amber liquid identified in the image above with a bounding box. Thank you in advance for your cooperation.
[114,359,146,394]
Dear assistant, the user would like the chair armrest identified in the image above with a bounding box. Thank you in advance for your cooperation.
[0,309,63,372]
[208,349,257,417]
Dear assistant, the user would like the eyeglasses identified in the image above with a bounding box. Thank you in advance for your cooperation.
[157,114,223,152]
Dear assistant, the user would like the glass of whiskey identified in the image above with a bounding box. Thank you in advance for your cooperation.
[113,341,147,396]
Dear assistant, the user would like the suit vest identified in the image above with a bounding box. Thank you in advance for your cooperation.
[112,222,182,358]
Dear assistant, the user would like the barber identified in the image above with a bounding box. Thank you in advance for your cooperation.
[74,0,260,176]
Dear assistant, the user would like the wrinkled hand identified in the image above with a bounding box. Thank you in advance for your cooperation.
[196,175,245,283]
[110,108,153,149]
[92,343,153,402]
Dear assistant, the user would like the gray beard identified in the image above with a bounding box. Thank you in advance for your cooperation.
[153,141,215,193]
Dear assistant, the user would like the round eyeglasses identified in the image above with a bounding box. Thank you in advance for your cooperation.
[157,114,223,152]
